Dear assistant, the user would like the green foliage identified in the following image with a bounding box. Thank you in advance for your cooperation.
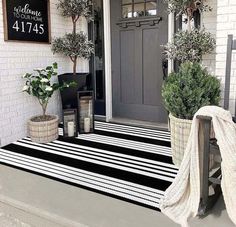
[163,29,216,62]
[57,0,93,21]
[52,32,94,60]
[164,0,212,18]
[162,62,221,120]
[22,63,76,117]
[52,0,94,75]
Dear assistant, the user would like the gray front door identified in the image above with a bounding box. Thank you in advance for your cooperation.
[111,0,168,123]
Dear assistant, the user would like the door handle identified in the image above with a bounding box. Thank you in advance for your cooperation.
[162,59,168,80]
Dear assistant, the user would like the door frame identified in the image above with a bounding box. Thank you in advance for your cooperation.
[102,0,174,122]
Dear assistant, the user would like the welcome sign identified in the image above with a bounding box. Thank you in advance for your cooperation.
[3,0,51,43]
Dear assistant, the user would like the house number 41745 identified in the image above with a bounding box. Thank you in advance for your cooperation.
[12,20,45,34]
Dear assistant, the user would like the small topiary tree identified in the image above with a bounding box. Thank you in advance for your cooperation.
[164,0,212,31]
[163,0,215,63]
[164,28,215,62]
[162,62,221,120]
[52,0,94,76]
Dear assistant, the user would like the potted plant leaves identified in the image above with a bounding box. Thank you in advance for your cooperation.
[52,0,94,109]
[22,63,75,143]
[163,0,215,62]
[161,0,219,166]
[162,62,221,166]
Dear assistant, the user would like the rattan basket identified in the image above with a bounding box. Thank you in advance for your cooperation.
[28,115,59,143]
[169,113,192,167]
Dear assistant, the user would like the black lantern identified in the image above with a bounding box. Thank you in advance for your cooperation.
[62,109,78,137]
[77,91,94,134]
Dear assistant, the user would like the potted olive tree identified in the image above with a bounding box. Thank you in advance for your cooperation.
[162,0,218,166]
[163,0,215,62]
[164,0,212,31]
[52,0,94,109]
[22,63,74,143]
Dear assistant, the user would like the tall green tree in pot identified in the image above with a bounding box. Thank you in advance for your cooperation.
[161,0,221,167]
[52,0,95,109]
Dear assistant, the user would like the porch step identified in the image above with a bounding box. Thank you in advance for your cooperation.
[95,121,171,142]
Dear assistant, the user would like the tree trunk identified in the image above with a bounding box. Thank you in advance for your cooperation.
[72,19,76,35]
[73,56,77,76]
[187,15,192,32]
[72,18,77,75]
[187,7,193,32]
[42,102,48,120]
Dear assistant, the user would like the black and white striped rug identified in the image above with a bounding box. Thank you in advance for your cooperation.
[0,121,177,210]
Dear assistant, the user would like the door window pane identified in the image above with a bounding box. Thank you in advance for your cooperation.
[122,4,133,18]
[146,1,157,16]
[121,0,157,18]
[133,3,145,18]
[122,0,132,4]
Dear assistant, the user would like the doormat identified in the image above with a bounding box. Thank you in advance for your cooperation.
[0,121,178,210]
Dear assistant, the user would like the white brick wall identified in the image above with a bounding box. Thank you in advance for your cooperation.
[1,0,235,147]
[0,1,88,146]
[215,0,236,115]
[202,0,217,75]
[202,0,236,116]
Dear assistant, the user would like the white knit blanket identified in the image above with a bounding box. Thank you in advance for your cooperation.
[160,106,236,227]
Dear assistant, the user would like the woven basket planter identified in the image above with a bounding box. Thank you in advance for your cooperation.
[28,115,59,143]
[169,114,192,167]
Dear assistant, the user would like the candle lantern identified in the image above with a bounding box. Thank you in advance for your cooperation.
[77,91,94,134]
[62,109,78,137]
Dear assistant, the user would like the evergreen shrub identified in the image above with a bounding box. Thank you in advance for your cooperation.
[162,62,221,120]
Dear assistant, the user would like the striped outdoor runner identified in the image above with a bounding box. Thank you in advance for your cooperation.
[0,121,177,210]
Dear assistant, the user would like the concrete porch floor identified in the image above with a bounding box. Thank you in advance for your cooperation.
[0,165,234,227]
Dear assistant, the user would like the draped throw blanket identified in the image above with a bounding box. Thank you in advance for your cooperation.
[160,106,236,227]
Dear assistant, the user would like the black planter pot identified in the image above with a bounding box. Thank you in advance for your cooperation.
[58,73,91,109]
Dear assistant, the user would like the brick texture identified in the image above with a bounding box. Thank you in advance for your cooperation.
[0,1,88,146]
[202,0,235,116]
[202,0,217,75]
[1,0,235,146]
[215,0,236,115]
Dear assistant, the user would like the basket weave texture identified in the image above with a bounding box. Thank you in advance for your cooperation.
[28,115,59,143]
[169,113,192,167]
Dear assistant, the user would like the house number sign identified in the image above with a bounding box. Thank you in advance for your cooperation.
[2,0,51,43]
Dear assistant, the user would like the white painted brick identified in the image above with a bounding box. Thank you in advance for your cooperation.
[217,22,234,30]
[215,0,236,116]
[216,37,228,46]
[229,0,236,5]
[218,0,229,7]
[217,15,229,22]
[216,53,227,61]
[0,0,89,146]
[202,0,236,115]
[217,6,231,15]
[229,14,236,21]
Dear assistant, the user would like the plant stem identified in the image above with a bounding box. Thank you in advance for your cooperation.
[186,7,192,32]
[72,16,77,75]
[73,56,77,76]
[41,101,48,120]
[72,17,76,35]
[187,15,191,32]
